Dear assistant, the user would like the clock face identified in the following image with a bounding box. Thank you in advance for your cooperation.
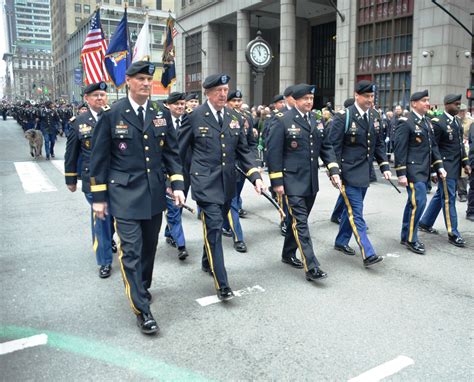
[250,42,271,67]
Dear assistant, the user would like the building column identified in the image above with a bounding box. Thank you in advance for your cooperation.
[279,0,296,92]
[236,10,251,102]
[202,23,219,81]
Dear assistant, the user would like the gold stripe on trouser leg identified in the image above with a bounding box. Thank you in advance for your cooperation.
[441,178,452,235]
[408,182,417,243]
[200,211,220,290]
[285,196,308,272]
[227,211,237,241]
[113,219,140,315]
[92,212,98,253]
[340,186,367,259]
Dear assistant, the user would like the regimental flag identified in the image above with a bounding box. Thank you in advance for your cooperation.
[161,16,176,89]
[81,10,110,85]
[104,7,131,88]
[132,15,150,62]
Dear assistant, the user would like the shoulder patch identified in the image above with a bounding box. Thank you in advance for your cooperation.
[102,105,111,112]
[69,116,76,123]
[276,112,284,118]
[338,110,346,115]
[186,108,193,114]
[431,118,439,122]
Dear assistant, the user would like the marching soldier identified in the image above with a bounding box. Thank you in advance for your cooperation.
[394,90,446,255]
[267,84,341,281]
[419,94,471,247]
[90,61,185,335]
[39,101,60,159]
[64,82,114,278]
[178,73,265,301]
[328,80,391,267]
[185,93,200,110]
[163,91,189,260]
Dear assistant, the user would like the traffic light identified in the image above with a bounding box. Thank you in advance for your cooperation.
[467,87,474,100]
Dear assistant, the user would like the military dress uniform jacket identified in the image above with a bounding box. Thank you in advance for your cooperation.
[267,108,339,196]
[394,112,443,182]
[329,105,390,188]
[178,102,261,205]
[90,98,184,220]
[430,114,469,179]
[64,110,99,193]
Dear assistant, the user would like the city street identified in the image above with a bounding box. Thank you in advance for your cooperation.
[1,118,472,381]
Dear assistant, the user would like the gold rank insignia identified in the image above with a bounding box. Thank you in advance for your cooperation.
[85,140,91,148]
[160,140,164,146]
[102,105,111,112]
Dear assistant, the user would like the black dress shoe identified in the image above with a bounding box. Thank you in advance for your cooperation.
[201,265,214,277]
[217,287,234,301]
[111,239,117,253]
[334,244,355,255]
[166,237,177,247]
[401,240,425,248]
[330,216,341,224]
[234,241,247,253]
[363,255,384,267]
[280,222,287,236]
[177,247,188,260]
[281,256,304,269]
[405,241,425,255]
[99,264,112,278]
[221,228,233,237]
[458,195,467,202]
[238,208,248,218]
[419,223,438,234]
[305,267,328,281]
[448,234,466,247]
[136,312,159,335]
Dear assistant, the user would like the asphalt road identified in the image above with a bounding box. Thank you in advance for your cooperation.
[1,117,472,381]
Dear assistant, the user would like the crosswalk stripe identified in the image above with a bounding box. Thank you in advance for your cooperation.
[50,160,65,175]
[14,162,57,194]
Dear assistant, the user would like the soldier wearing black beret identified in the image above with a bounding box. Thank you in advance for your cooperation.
[394,90,446,255]
[419,94,470,247]
[267,84,341,280]
[185,93,200,110]
[90,61,185,334]
[178,73,265,301]
[64,81,116,279]
[328,80,391,267]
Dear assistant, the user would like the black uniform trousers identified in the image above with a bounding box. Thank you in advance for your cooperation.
[114,213,162,315]
[283,195,320,272]
[199,201,232,290]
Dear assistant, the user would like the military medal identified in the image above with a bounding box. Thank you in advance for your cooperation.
[229,119,240,129]
[447,126,453,140]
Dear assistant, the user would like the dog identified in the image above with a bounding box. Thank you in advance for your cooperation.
[24,129,44,159]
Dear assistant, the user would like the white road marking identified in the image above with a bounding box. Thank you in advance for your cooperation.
[14,162,57,193]
[385,253,400,258]
[50,159,65,174]
[196,285,265,307]
[348,355,414,382]
[0,334,48,355]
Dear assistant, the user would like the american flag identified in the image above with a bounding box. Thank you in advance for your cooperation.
[172,27,178,38]
[81,10,110,85]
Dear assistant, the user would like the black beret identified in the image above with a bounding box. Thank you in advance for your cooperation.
[410,89,429,102]
[126,60,155,76]
[355,80,375,94]
[202,73,230,89]
[272,94,284,103]
[283,86,294,97]
[227,90,243,101]
[185,93,198,101]
[84,81,107,94]
[291,84,316,100]
[443,93,462,104]
[344,97,355,108]
[78,103,88,109]
[166,92,185,104]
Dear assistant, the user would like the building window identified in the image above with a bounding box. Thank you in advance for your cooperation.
[136,0,142,6]
[185,32,202,97]
[129,0,135,5]
[84,4,90,14]
[156,0,162,9]
[356,0,413,110]
[181,0,186,7]
[115,0,122,5]
[75,3,81,13]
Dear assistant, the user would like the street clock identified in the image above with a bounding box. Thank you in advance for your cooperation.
[245,31,272,70]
